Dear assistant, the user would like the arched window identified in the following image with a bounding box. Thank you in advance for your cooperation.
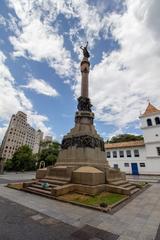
[147,118,152,126]
[155,117,160,125]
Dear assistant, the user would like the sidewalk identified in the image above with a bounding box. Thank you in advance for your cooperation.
[0,177,159,239]
[0,171,36,181]
[127,174,160,183]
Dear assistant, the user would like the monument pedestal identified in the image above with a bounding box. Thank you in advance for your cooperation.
[43,102,125,195]
[45,105,110,185]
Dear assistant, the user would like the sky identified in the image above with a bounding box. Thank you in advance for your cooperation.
[0,0,160,143]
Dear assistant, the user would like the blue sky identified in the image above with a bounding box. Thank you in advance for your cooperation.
[0,0,160,143]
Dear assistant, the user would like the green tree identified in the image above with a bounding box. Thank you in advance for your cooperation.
[107,134,144,143]
[5,145,36,171]
[38,141,60,167]
[4,159,13,171]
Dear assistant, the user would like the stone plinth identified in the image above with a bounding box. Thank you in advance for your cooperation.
[36,168,47,179]
[72,166,105,186]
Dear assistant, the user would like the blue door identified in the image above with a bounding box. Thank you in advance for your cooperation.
[131,163,139,175]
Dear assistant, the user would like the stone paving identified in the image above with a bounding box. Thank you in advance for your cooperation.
[0,173,160,240]
[127,174,160,183]
[0,171,36,181]
[0,196,118,240]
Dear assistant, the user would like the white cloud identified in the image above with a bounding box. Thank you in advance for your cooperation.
[7,0,107,78]
[87,0,160,133]
[107,128,124,141]
[0,123,8,143]
[6,0,160,138]
[8,0,74,78]
[0,51,21,120]
[0,50,54,142]
[27,112,53,138]
[0,15,6,26]
[23,77,59,97]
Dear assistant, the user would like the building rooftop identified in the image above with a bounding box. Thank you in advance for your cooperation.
[140,102,160,117]
[105,140,145,149]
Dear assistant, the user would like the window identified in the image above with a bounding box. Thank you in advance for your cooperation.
[134,149,139,157]
[119,150,124,158]
[147,118,152,126]
[113,151,117,158]
[157,147,160,156]
[114,164,118,169]
[155,117,160,125]
[106,151,111,158]
[140,163,145,167]
[124,163,129,167]
[126,150,131,157]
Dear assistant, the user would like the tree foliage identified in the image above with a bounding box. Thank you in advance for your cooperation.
[38,141,60,167]
[5,145,36,171]
[107,134,144,143]
[4,141,60,171]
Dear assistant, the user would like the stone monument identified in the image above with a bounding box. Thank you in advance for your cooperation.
[35,42,126,195]
[26,43,140,197]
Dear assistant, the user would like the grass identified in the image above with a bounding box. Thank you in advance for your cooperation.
[59,192,126,207]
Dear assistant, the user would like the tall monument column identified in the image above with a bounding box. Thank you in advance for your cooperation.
[56,42,107,170]
[80,42,90,98]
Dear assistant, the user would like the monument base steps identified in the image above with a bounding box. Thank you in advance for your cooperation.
[106,180,139,195]
[23,177,139,197]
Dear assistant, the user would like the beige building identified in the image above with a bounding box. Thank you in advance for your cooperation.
[0,111,43,160]
[44,136,52,142]
[33,129,43,154]
[39,135,53,153]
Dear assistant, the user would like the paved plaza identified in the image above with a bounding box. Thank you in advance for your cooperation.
[0,172,160,240]
[127,174,160,183]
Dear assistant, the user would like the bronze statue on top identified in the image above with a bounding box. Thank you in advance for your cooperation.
[80,41,90,58]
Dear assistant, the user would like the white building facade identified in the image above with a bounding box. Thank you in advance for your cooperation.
[0,111,43,160]
[105,103,160,175]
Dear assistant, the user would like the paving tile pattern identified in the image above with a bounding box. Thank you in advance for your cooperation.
[71,225,118,240]
[0,176,160,240]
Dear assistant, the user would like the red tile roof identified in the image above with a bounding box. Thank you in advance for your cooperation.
[105,140,145,149]
[141,102,160,117]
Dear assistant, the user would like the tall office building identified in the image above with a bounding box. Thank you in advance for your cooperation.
[33,129,43,154]
[44,136,52,142]
[0,111,43,160]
